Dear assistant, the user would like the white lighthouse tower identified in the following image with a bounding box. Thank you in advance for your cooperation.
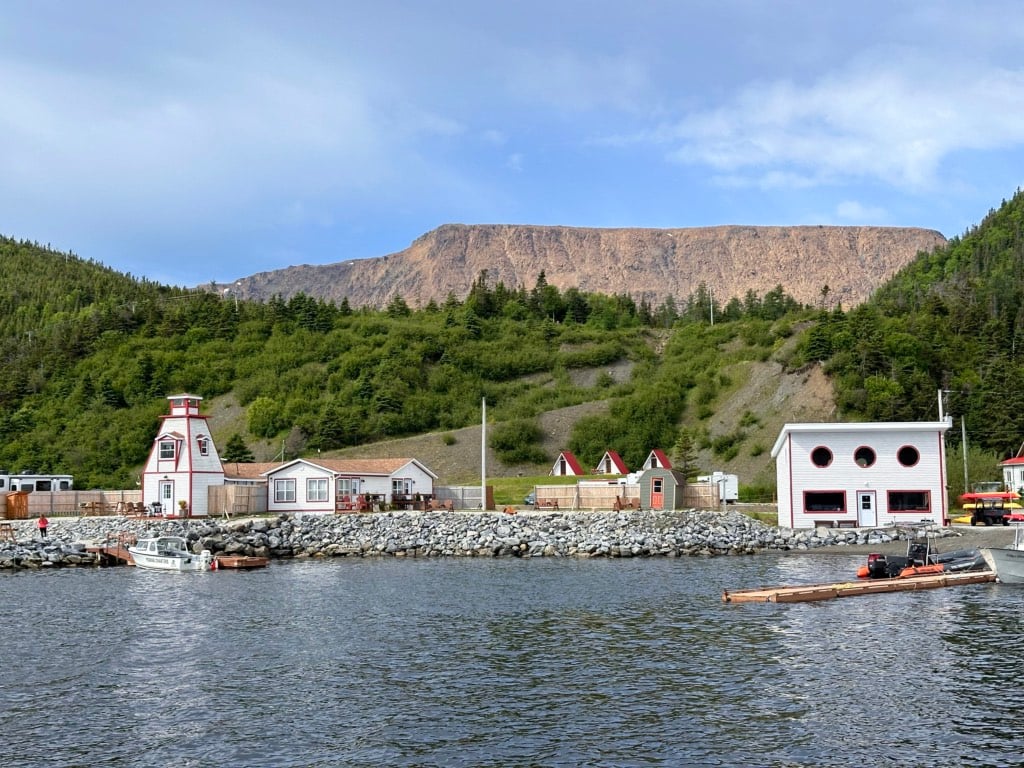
[141,394,225,517]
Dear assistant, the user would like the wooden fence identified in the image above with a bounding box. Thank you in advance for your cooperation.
[1,490,143,519]
[530,481,719,511]
[208,485,268,518]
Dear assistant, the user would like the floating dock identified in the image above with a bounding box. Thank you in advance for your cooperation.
[214,554,269,570]
[722,570,996,603]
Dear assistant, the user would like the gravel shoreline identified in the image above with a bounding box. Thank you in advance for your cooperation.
[2,508,1007,570]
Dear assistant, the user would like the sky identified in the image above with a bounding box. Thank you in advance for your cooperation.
[3,1,1024,288]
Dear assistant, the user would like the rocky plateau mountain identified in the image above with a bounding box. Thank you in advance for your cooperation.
[218,223,947,308]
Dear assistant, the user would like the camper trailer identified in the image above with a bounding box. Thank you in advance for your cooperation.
[0,471,74,493]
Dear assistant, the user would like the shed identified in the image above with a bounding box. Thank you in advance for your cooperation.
[638,468,690,510]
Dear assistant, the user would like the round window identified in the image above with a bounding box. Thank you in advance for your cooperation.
[854,446,876,468]
[811,446,833,468]
[897,445,920,467]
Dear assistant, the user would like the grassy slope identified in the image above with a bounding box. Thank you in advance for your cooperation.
[308,351,835,503]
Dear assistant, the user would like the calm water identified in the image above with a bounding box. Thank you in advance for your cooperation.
[3,554,1024,768]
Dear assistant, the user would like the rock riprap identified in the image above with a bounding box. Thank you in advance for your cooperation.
[0,509,961,571]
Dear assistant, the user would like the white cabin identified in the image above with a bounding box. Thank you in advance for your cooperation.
[264,458,437,514]
[141,394,225,517]
[771,420,951,529]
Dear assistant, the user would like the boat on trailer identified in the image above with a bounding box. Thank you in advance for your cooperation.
[128,536,214,571]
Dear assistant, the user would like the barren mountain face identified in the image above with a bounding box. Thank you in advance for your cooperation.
[220,224,946,309]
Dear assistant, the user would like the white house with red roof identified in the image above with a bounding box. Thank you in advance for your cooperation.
[771,420,951,529]
[263,457,437,514]
[593,450,629,475]
[1000,456,1024,494]
[550,450,585,477]
[642,449,672,470]
[141,394,225,517]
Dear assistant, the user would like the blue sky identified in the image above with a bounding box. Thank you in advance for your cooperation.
[3,1,1024,288]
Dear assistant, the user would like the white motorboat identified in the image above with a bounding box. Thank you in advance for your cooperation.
[979,524,1024,584]
[128,535,213,571]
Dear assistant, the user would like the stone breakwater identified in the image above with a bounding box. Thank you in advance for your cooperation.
[0,509,963,571]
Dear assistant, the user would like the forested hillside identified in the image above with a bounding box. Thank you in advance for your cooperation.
[0,240,806,488]
[6,189,1022,493]
[805,189,1024,464]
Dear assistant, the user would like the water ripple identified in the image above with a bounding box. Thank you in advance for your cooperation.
[3,556,1024,766]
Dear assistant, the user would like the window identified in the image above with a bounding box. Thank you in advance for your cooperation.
[811,446,833,468]
[897,445,920,467]
[888,490,930,512]
[159,441,175,460]
[197,437,209,456]
[307,478,328,502]
[392,478,411,496]
[336,478,359,497]
[854,446,876,468]
[35,480,52,491]
[804,491,846,513]
[274,478,296,503]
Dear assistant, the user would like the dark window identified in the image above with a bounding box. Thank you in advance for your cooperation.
[888,490,930,512]
[35,480,52,491]
[811,446,833,467]
[897,445,920,467]
[854,446,876,468]
[804,491,846,513]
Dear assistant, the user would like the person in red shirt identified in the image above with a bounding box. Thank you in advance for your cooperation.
[37,514,48,539]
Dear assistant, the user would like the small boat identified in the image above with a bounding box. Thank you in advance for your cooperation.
[857,530,986,579]
[980,523,1024,584]
[128,535,214,571]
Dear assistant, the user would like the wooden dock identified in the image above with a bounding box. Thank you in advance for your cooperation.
[722,570,996,604]
[86,532,136,567]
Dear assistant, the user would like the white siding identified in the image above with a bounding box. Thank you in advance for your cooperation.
[774,423,948,528]
[267,462,335,515]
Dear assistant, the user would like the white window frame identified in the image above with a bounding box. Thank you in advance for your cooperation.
[274,478,296,503]
[336,477,360,496]
[307,477,328,502]
[159,440,175,460]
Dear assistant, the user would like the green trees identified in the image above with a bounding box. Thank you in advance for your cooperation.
[0,240,812,484]
[221,433,256,463]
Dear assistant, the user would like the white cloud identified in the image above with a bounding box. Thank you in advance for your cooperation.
[835,200,887,223]
[660,53,1024,191]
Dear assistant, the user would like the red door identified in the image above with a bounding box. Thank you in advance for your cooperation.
[650,478,664,510]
